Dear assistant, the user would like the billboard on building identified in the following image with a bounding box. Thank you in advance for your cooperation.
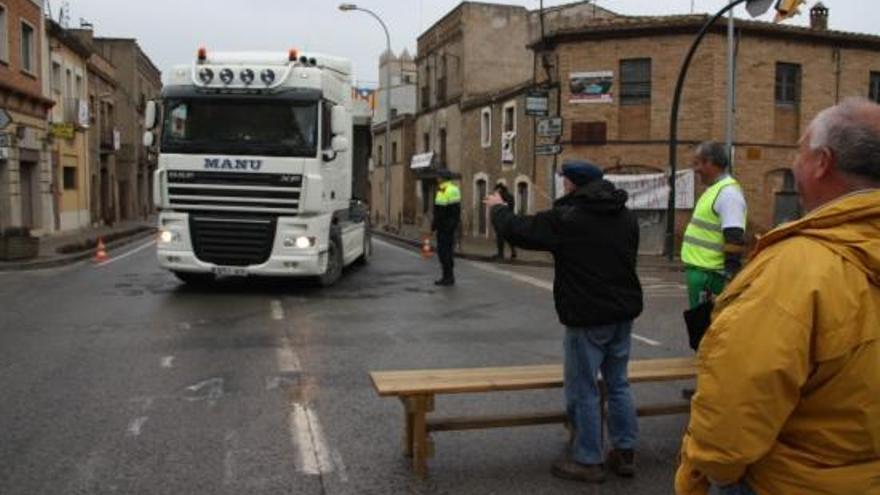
[556,169,695,209]
[569,71,613,103]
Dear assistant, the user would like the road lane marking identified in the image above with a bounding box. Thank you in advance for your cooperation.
[161,356,175,368]
[270,299,284,320]
[276,336,302,373]
[127,416,148,437]
[289,403,334,475]
[94,240,157,268]
[466,259,663,347]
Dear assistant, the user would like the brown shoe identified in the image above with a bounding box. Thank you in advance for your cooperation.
[551,458,606,483]
[607,449,635,477]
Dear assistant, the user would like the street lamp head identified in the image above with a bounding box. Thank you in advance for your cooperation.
[338,3,357,11]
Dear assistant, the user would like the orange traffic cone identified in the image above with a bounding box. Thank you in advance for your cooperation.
[420,237,434,259]
[94,238,109,262]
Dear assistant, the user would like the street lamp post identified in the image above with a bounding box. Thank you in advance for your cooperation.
[664,0,773,260]
[339,3,392,230]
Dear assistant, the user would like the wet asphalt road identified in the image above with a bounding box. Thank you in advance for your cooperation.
[0,238,693,495]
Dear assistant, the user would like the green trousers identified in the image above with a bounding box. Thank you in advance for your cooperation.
[685,267,727,309]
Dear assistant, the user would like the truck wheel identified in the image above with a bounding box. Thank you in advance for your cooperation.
[354,231,371,266]
[173,271,215,286]
[318,237,343,287]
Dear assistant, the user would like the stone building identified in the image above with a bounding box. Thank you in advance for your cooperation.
[530,3,880,250]
[89,38,161,221]
[0,0,54,234]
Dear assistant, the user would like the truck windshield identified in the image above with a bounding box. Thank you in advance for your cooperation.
[161,99,318,157]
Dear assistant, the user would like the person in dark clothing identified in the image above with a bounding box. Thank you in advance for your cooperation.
[431,169,461,286]
[486,160,643,483]
[491,183,517,261]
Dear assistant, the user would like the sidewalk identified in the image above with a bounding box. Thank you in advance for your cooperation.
[0,217,157,271]
[376,224,683,272]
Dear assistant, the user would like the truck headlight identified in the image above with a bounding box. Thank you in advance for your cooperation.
[159,229,181,244]
[284,236,315,249]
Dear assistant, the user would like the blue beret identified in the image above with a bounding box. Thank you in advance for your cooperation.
[560,160,604,186]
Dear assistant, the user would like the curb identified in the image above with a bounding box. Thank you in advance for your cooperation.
[0,228,158,272]
[372,230,684,272]
[372,230,553,267]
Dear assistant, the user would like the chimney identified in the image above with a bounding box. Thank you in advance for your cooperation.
[810,2,828,31]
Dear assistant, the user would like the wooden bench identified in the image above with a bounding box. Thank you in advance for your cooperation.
[370,356,697,476]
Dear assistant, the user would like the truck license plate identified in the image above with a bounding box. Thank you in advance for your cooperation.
[212,266,248,277]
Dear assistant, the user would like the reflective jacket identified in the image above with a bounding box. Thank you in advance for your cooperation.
[681,175,745,271]
[676,189,880,495]
[432,180,461,233]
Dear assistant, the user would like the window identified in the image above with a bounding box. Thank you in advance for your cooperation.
[516,181,529,215]
[480,107,491,148]
[775,63,801,106]
[439,128,447,165]
[63,166,77,190]
[377,145,384,167]
[502,102,516,165]
[620,58,651,105]
[65,68,72,97]
[0,5,8,62]
[503,103,516,133]
[20,21,35,73]
[392,141,398,164]
[870,71,880,103]
[51,62,62,92]
[321,101,333,150]
[76,74,83,98]
[423,132,430,153]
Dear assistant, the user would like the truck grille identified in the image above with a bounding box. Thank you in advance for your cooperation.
[168,171,302,215]
[189,215,277,266]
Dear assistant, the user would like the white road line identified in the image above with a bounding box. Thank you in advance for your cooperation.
[270,300,284,321]
[466,259,662,347]
[94,240,156,268]
[276,336,302,373]
[289,404,334,475]
[127,416,148,437]
[160,356,175,368]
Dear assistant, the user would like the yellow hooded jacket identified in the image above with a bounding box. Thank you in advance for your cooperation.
[676,189,880,495]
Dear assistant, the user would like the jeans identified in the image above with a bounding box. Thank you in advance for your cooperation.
[564,321,638,465]
[714,481,757,495]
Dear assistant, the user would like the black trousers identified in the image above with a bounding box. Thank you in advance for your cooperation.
[436,229,455,280]
[495,234,516,258]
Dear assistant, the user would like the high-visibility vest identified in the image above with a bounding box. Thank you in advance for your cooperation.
[681,175,745,271]
[434,181,461,205]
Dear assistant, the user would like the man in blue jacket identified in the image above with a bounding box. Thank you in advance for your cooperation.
[486,160,643,483]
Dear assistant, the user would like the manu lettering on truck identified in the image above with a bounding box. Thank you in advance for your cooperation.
[203,158,264,171]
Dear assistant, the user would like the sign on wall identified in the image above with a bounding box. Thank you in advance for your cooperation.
[569,71,613,104]
[537,117,563,137]
[50,122,75,139]
[525,89,549,116]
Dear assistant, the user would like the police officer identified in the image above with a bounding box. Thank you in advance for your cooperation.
[431,169,461,286]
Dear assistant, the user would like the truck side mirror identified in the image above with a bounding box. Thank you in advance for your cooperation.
[331,105,349,136]
[144,101,158,129]
[143,131,155,148]
[331,135,349,152]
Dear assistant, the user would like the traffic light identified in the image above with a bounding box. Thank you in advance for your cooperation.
[774,0,806,22]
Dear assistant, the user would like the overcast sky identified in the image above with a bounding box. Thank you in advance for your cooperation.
[60,0,872,87]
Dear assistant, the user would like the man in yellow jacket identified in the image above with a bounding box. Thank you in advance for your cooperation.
[676,98,880,495]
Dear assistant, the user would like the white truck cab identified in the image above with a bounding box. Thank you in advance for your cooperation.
[145,48,370,286]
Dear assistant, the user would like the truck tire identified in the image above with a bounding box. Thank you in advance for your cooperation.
[173,271,215,286]
[318,237,343,287]
[354,230,371,266]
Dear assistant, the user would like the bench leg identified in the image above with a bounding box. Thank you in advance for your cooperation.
[402,394,434,477]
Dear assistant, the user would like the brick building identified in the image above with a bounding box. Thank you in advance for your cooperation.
[412,1,615,235]
[0,0,54,234]
[531,4,880,249]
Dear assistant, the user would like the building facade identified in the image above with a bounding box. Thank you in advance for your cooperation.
[0,0,54,234]
[371,114,417,229]
[532,5,880,248]
[90,38,160,221]
[45,18,91,232]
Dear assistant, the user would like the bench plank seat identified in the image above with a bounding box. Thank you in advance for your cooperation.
[370,356,697,477]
